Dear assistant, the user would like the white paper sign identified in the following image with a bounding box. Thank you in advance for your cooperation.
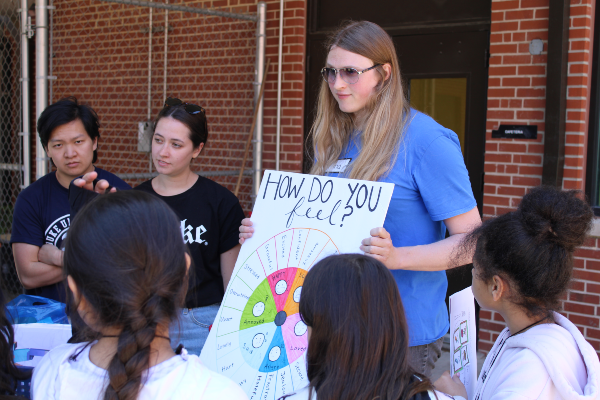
[449,287,477,399]
[13,323,72,351]
[200,170,394,399]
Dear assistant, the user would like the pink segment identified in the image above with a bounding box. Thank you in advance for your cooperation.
[281,313,308,364]
[267,268,297,312]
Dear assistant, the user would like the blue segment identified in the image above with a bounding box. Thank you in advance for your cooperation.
[239,322,278,370]
[259,326,289,373]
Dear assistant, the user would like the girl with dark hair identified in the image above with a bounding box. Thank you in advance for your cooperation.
[436,186,600,400]
[240,20,481,376]
[74,98,245,355]
[281,254,457,400]
[31,191,247,400]
[0,289,30,399]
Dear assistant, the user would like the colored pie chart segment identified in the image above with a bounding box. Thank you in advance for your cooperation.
[281,313,308,364]
[259,326,289,373]
[238,322,278,370]
[283,268,307,317]
[267,267,298,312]
[240,279,277,331]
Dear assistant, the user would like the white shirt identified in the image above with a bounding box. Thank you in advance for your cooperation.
[474,312,600,400]
[32,343,248,400]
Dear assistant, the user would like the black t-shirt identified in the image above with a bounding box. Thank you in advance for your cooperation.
[10,168,131,301]
[134,176,245,308]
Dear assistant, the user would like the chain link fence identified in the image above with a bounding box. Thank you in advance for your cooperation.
[1,0,262,296]
[0,0,22,299]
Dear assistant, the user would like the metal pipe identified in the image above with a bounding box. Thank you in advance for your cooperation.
[163,0,168,103]
[35,0,49,179]
[117,169,253,180]
[20,0,30,187]
[48,0,53,104]
[148,2,152,172]
[147,2,152,121]
[275,0,284,171]
[98,0,257,21]
[253,2,266,200]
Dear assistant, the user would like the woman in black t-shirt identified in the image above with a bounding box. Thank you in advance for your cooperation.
[74,98,245,355]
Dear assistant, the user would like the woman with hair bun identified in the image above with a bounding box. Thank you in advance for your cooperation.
[32,191,247,400]
[435,186,600,400]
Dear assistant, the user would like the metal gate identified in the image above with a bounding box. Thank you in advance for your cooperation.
[2,0,266,296]
[49,0,265,207]
[0,0,22,298]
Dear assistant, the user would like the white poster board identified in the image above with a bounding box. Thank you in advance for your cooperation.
[200,170,394,399]
[449,286,477,399]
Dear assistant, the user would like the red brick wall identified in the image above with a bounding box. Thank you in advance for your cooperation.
[50,0,306,213]
[262,0,306,173]
[481,0,599,356]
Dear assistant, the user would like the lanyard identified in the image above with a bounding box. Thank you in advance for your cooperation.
[473,317,551,400]
[474,330,509,400]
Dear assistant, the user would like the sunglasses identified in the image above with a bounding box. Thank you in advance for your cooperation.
[164,97,205,115]
[321,64,382,85]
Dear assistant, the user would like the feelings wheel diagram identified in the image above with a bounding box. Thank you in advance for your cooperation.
[212,228,339,400]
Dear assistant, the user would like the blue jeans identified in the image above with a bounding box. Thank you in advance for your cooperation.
[169,303,220,356]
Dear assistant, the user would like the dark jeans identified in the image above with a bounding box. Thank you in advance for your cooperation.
[408,337,444,378]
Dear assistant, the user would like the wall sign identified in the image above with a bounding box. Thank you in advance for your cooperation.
[491,125,537,139]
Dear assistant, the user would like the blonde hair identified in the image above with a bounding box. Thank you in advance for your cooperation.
[309,21,411,181]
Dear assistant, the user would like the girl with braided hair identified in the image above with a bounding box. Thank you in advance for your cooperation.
[31,191,247,400]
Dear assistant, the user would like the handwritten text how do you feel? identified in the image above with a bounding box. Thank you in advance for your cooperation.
[261,172,384,228]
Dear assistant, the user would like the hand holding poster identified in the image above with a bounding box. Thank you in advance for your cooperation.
[200,170,394,400]
[450,286,477,399]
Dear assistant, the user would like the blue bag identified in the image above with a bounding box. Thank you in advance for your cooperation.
[5,294,68,324]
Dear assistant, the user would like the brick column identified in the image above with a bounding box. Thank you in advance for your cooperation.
[480,0,598,356]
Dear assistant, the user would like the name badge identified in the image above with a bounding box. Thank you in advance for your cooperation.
[326,158,351,173]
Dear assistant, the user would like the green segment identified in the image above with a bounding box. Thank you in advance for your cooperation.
[239,278,277,330]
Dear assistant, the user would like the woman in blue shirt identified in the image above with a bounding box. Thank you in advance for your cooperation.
[240,20,481,377]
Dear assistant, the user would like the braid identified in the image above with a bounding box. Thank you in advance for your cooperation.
[63,191,189,400]
[103,293,163,400]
